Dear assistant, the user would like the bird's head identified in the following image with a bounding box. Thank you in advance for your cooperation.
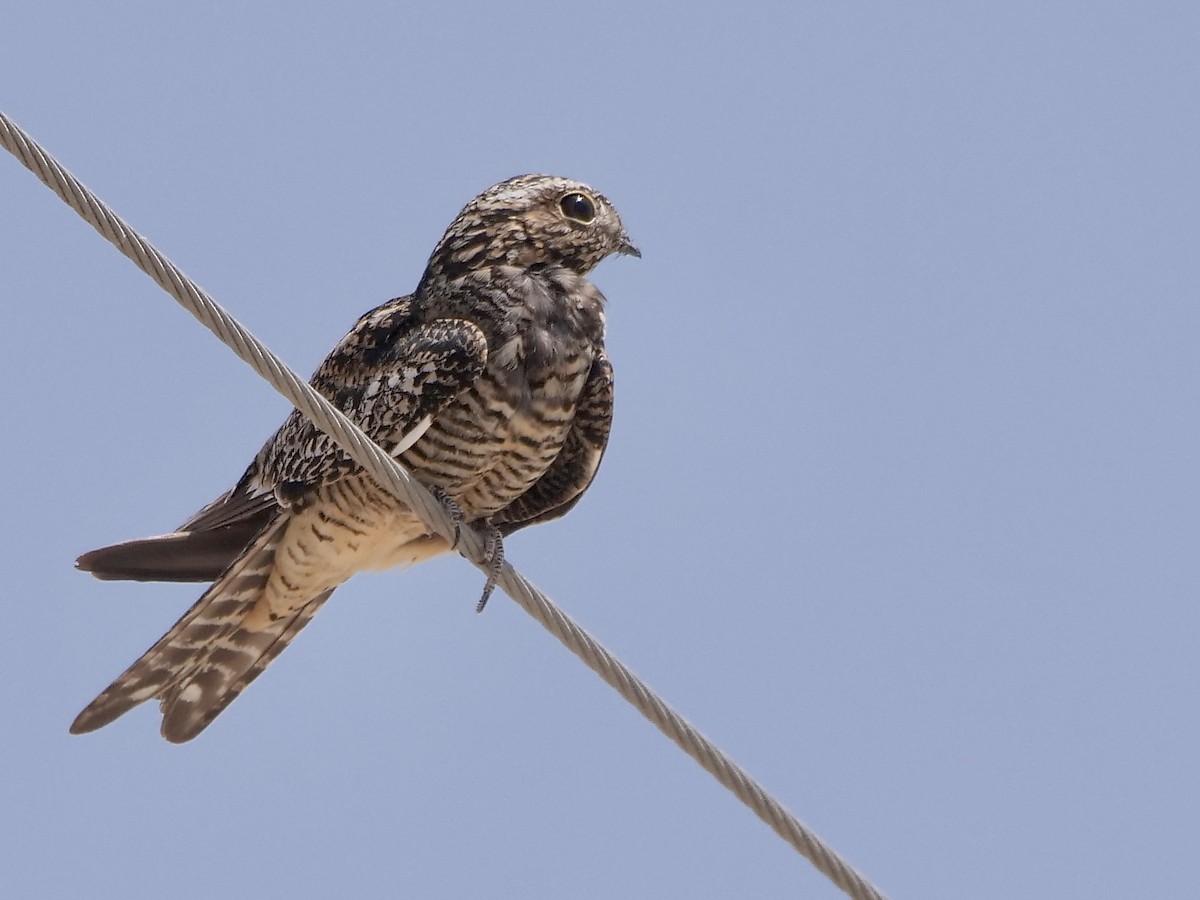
[422,174,640,284]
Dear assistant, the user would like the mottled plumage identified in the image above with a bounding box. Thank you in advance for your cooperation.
[72,174,637,742]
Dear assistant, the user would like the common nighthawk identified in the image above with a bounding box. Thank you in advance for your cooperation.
[71,174,639,743]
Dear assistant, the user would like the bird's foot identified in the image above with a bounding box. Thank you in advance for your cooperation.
[475,520,505,613]
[428,485,465,548]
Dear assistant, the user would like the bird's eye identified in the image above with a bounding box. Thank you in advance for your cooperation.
[559,192,597,223]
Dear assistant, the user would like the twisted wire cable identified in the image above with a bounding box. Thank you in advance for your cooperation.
[1,109,886,900]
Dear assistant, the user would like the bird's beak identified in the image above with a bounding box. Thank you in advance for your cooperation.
[617,232,642,259]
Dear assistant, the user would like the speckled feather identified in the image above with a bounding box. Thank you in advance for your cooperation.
[71,174,637,742]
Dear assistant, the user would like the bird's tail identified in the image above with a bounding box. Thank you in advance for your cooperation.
[71,517,334,743]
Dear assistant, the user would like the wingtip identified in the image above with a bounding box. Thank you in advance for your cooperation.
[75,544,140,579]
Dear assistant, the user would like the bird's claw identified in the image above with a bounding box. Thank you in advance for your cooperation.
[428,485,465,549]
[428,488,502,612]
[475,521,504,613]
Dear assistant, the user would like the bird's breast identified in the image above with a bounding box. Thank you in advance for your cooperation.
[399,337,594,520]
[397,266,606,519]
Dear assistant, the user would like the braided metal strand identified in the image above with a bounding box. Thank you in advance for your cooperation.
[1,109,886,900]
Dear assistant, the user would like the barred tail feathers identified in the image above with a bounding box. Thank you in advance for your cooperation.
[157,588,334,743]
[71,517,292,738]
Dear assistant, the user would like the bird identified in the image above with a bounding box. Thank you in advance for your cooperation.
[70,174,639,743]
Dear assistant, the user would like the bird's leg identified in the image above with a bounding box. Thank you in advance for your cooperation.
[427,485,465,548]
[475,520,505,613]
[427,486,503,611]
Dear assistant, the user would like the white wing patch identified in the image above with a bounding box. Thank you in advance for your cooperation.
[391,416,433,456]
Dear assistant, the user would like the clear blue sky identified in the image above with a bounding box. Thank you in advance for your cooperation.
[3,3,1198,897]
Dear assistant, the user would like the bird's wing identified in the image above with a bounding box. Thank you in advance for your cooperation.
[253,302,489,498]
[74,483,281,583]
[76,297,487,582]
[493,351,614,534]
[72,306,492,739]
[73,514,276,583]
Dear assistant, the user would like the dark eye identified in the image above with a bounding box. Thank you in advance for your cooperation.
[559,192,596,223]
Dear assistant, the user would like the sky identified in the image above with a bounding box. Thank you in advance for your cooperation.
[2,3,1198,897]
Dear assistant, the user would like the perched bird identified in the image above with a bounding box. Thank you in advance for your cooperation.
[71,174,639,743]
